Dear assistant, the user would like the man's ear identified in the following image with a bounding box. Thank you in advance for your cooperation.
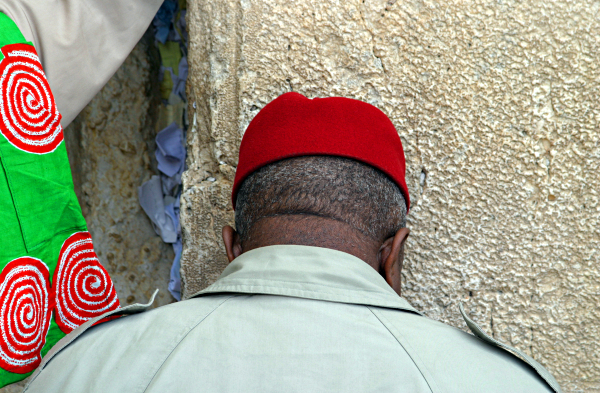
[222,225,243,263]
[378,228,410,296]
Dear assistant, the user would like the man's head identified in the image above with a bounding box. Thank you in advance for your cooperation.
[222,92,411,295]
[222,156,410,295]
[234,156,406,244]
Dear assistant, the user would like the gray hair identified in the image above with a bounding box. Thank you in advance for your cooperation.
[234,156,407,243]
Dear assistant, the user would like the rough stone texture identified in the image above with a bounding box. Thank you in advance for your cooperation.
[0,377,28,393]
[183,0,600,391]
[64,31,176,309]
[182,0,600,392]
[180,0,241,294]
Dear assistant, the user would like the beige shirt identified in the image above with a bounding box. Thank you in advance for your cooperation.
[0,0,163,128]
[24,245,560,393]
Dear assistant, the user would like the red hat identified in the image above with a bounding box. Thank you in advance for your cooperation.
[232,92,410,211]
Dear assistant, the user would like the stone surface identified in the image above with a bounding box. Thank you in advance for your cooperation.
[65,30,176,310]
[0,377,28,393]
[183,0,600,391]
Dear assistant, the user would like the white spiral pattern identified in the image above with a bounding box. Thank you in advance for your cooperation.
[54,232,119,334]
[0,43,63,154]
[0,257,51,374]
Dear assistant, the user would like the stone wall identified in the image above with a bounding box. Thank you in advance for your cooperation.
[182,0,600,391]
[65,30,176,310]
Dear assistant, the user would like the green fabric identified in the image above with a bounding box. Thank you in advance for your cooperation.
[24,245,559,393]
[0,13,86,388]
[0,13,25,49]
[0,138,86,251]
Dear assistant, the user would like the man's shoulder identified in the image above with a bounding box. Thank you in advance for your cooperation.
[372,305,557,393]
[59,293,233,350]
[24,294,234,393]
[25,293,559,393]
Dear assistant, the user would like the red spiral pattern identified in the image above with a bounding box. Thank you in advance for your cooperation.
[0,257,52,374]
[53,232,120,334]
[0,43,63,154]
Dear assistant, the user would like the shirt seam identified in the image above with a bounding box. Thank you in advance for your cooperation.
[207,277,391,294]
[368,306,442,393]
[141,295,235,393]
[198,283,421,314]
[201,280,417,305]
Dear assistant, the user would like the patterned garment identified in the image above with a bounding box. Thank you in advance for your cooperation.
[0,13,119,387]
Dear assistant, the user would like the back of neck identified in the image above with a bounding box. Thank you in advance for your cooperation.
[241,215,380,268]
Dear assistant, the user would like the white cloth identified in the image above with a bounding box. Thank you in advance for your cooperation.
[0,0,163,127]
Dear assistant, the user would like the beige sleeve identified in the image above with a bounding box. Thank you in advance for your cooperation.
[0,0,163,127]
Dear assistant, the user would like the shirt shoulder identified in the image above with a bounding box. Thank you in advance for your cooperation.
[370,306,558,393]
[24,294,234,393]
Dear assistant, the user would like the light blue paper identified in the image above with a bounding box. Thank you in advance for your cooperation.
[155,122,185,178]
[138,176,178,243]
[168,238,183,300]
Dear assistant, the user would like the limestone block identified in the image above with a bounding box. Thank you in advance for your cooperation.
[183,0,600,390]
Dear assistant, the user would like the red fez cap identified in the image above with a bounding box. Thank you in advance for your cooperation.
[232,92,410,211]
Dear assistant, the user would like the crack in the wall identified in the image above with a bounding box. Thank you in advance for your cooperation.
[530,326,534,356]
[286,41,293,93]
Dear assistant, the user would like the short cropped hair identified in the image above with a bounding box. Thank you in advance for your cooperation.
[234,156,407,243]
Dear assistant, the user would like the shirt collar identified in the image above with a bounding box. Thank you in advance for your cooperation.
[192,244,422,315]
